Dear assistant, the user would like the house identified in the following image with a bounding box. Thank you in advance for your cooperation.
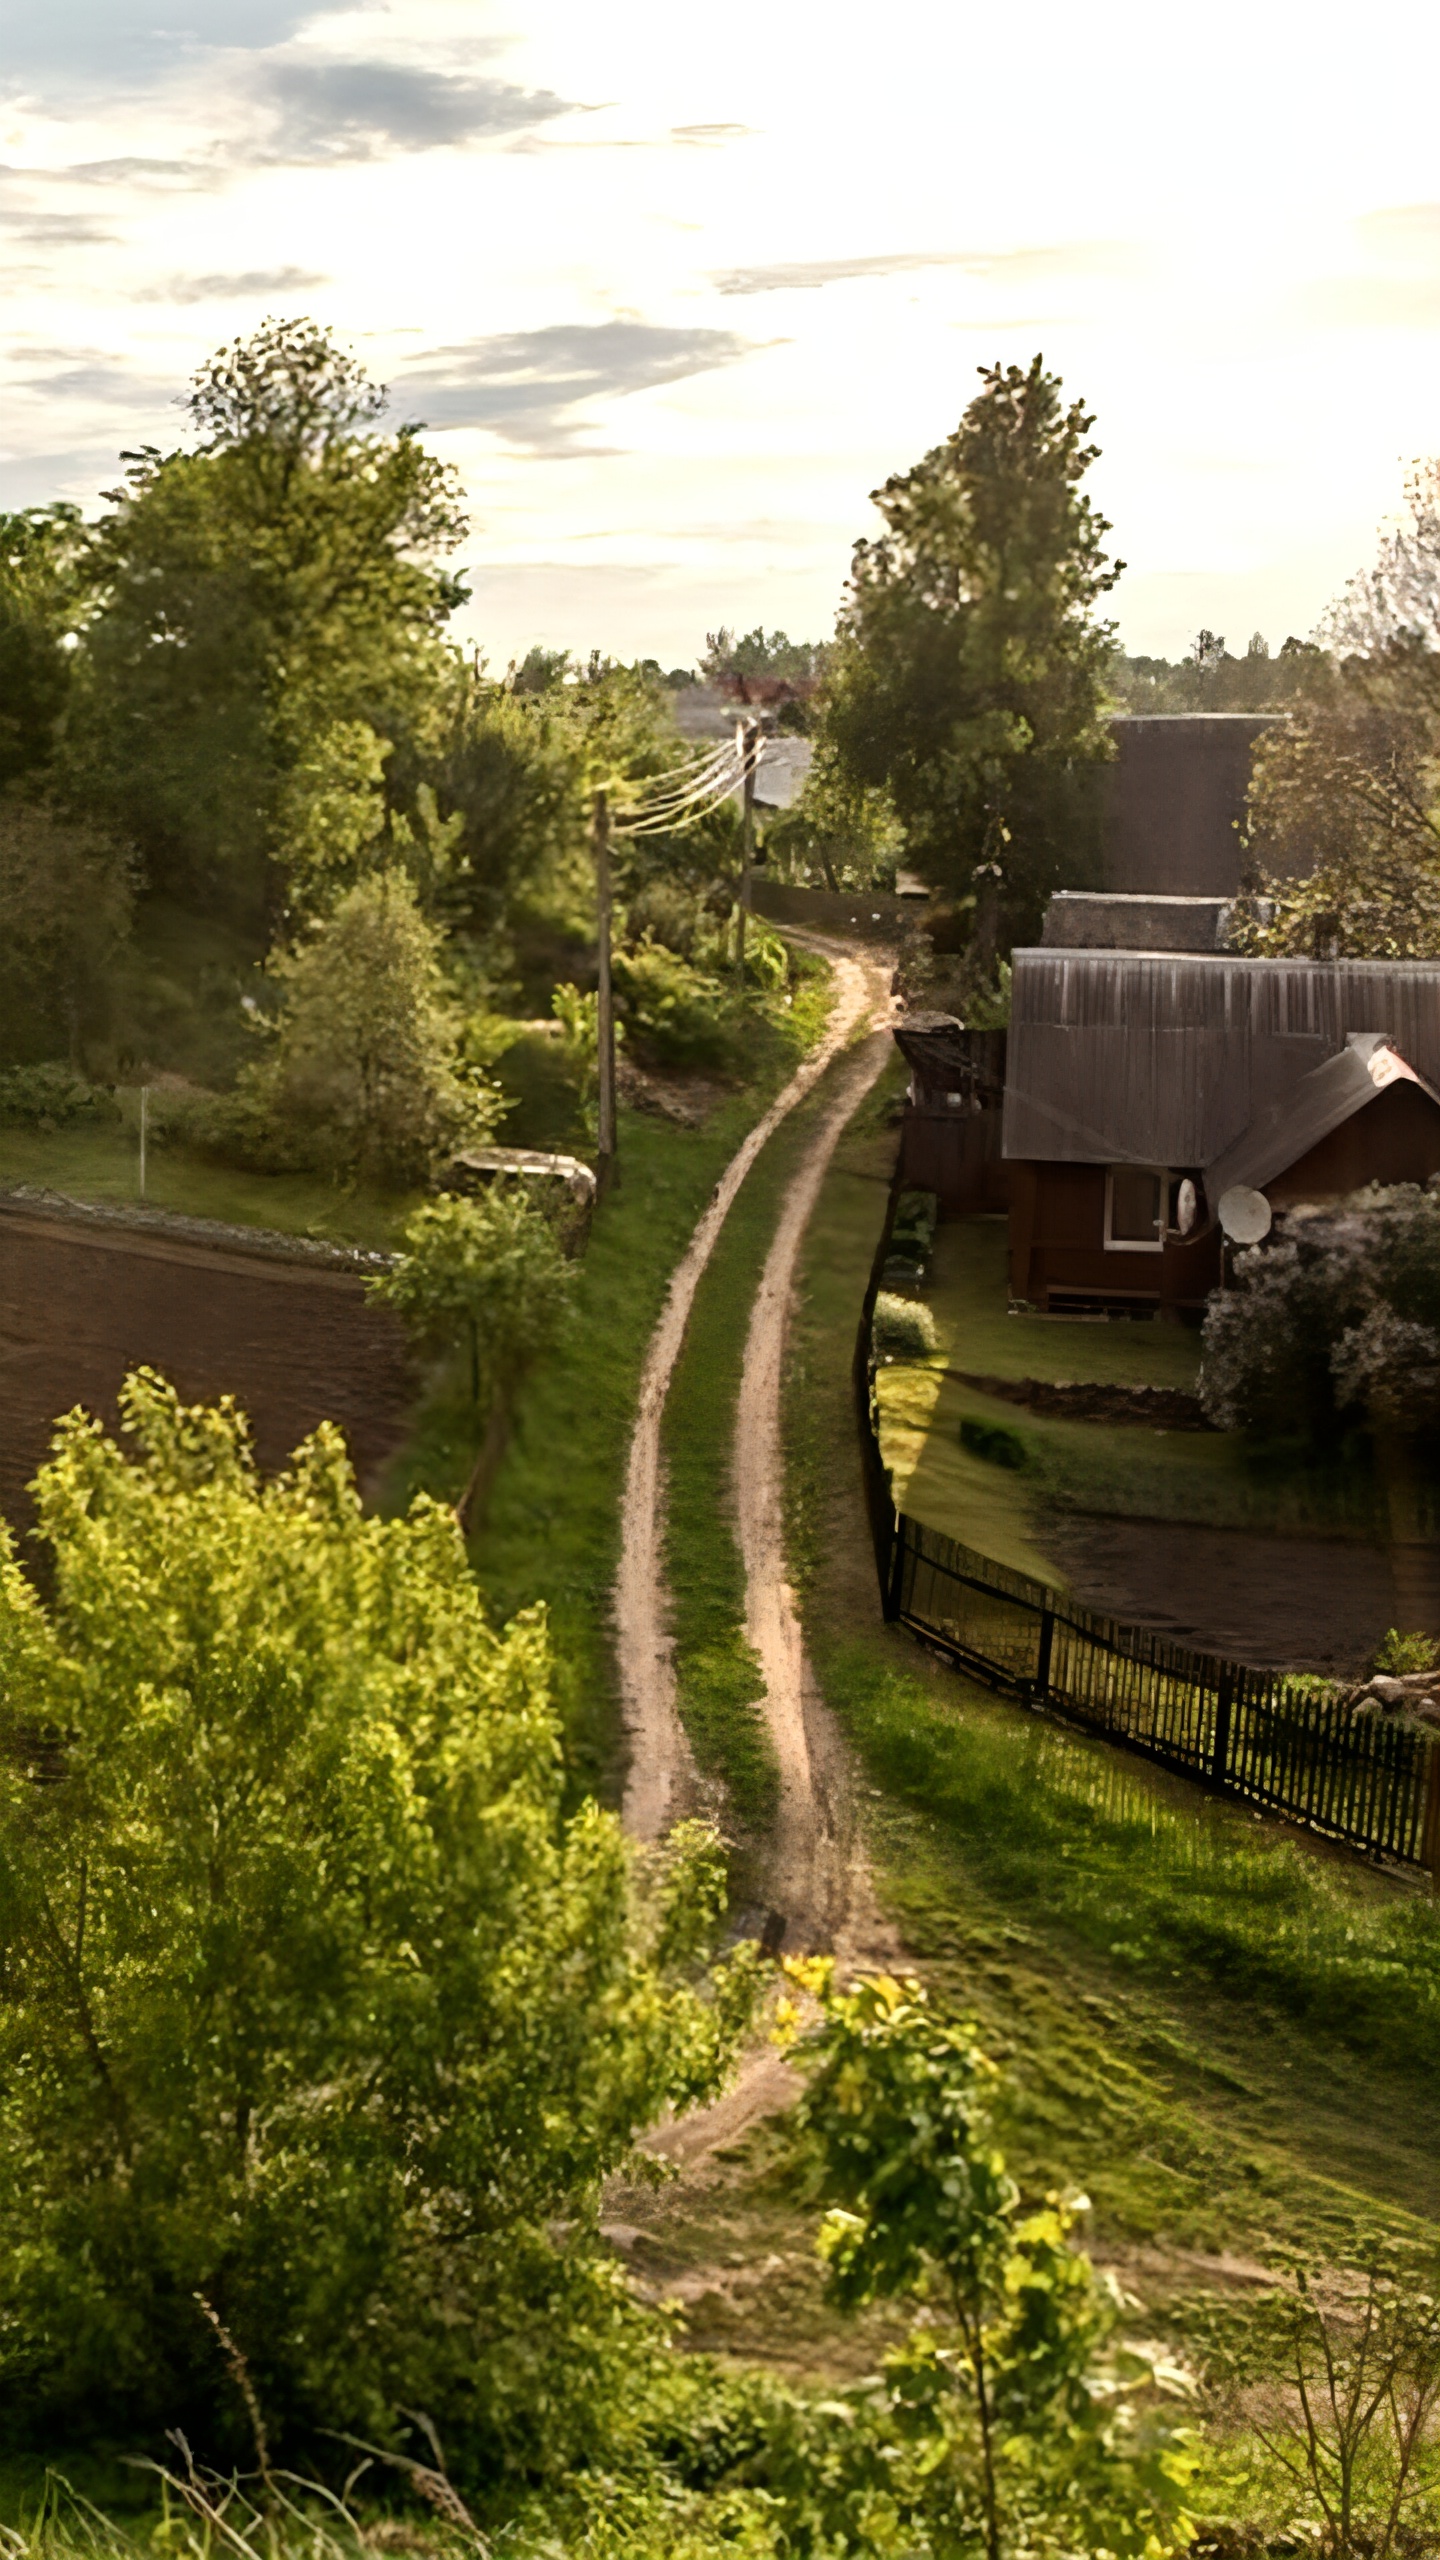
[1001,896,1440,1314]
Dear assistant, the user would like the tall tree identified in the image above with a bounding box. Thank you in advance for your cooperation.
[1236,460,1440,959]
[64,320,468,931]
[0,505,84,788]
[817,356,1122,947]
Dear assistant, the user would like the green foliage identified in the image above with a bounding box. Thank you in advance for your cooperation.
[1201,2265,1440,2556]
[872,1290,938,1360]
[0,1371,756,2465]
[370,1186,575,1408]
[818,355,1122,944]
[0,1061,119,1129]
[1375,1628,1440,1675]
[0,799,134,1067]
[960,1416,1027,1470]
[1200,1189,1440,1442]
[1233,463,1440,961]
[701,626,830,687]
[237,871,503,1185]
[769,1968,1199,2558]
[0,505,84,787]
[64,320,467,923]
[612,939,732,1069]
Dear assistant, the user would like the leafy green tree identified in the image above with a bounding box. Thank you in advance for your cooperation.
[65,320,468,929]
[817,356,1122,950]
[0,1370,755,2462]
[771,1967,1198,2560]
[0,798,134,1067]
[1107,629,1328,713]
[1235,461,1440,959]
[0,505,84,787]
[242,868,501,1184]
[372,1185,575,1414]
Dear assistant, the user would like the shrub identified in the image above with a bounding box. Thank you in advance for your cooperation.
[0,1371,756,2467]
[961,1413,1027,1469]
[0,1060,118,1128]
[370,1186,575,1409]
[1375,1628,1440,1675]
[613,937,734,1069]
[872,1290,937,1360]
[1200,1187,1440,1443]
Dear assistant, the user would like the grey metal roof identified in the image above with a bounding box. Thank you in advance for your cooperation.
[1001,951,1440,1168]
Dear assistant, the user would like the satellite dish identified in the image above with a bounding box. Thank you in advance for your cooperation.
[1175,1176,1198,1237]
[1218,1185,1272,1245]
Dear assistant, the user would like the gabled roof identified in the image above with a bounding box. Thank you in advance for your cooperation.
[1205,1034,1440,1200]
[1001,951,1440,1168]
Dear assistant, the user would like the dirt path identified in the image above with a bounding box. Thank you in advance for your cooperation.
[617,946,885,1840]
[733,1018,896,1952]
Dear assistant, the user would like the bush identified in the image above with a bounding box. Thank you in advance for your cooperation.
[961,1414,1027,1469]
[1200,1186,1440,1443]
[1375,1628,1440,1675]
[613,937,734,1069]
[0,1060,118,1128]
[872,1290,937,1360]
[233,871,504,1185]
[0,1370,756,2467]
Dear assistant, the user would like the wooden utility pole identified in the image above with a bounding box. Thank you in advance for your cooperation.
[592,786,617,1190]
[735,718,759,978]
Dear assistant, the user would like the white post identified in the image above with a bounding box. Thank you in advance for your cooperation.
[139,1085,148,1199]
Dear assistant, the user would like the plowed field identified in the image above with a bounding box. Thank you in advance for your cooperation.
[0,1209,415,1533]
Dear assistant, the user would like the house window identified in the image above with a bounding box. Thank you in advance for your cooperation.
[1105,1165,1169,1252]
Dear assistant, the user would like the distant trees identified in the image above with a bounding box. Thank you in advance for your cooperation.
[1107,629,1327,714]
[0,504,84,789]
[1234,460,1440,960]
[816,356,1122,950]
[0,1369,754,2463]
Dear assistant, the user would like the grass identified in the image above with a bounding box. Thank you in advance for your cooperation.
[382,971,835,1805]
[0,1120,415,1251]
[885,1214,1385,1546]
[780,1071,1440,2304]
[925,1216,1203,1387]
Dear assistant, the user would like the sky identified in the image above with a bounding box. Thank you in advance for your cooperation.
[4,0,1439,671]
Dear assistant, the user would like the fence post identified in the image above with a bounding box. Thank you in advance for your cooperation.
[1211,1666,1234,1787]
[1423,1737,1440,1884]
[1033,1603,1055,1703]
[884,1510,907,1623]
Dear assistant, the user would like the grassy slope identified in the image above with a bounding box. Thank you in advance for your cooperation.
[787,1091,1440,2270]
[0,1121,414,1250]
[383,977,834,1806]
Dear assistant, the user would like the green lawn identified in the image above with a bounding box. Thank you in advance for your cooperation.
[925,1214,1202,1387]
[886,1214,1380,1544]
[0,1121,415,1250]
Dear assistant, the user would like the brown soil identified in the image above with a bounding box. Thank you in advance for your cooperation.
[1036,1509,1395,1675]
[0,1208,416,1532]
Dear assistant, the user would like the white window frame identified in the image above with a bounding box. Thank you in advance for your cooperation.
[1104,1165,1170,1254]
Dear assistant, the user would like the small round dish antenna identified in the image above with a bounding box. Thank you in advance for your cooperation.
[1218,1185,1272,1245]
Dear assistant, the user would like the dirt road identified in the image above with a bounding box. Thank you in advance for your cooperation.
[733,1021,894,1948]
[616,946,888,1843]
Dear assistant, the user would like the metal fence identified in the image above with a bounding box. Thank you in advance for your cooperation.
[854,1213,1440,1876]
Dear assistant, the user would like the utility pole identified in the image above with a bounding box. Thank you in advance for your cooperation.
[592,787,617,1191]
[735,717,759,979]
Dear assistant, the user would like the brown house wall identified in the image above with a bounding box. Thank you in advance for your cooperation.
[1008,1157,1220,1311]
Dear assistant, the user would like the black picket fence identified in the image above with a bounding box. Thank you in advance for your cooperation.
[853,1228,1440,1876]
